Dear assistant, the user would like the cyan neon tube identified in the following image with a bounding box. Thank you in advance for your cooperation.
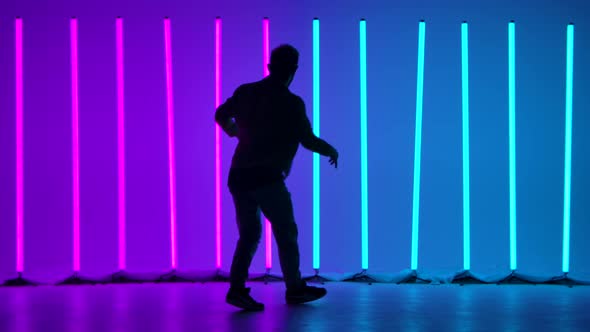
[313,18,321,270]
[359,19,369,270]
[411,20,426,271]
[562,23,574,273]
[508,21,517,271]
[461,22,471,271]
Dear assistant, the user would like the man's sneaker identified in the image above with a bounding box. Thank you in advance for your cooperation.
[285,285,327,304]
[226,287,264,311]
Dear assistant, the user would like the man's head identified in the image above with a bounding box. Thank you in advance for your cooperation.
[268,44,299,86]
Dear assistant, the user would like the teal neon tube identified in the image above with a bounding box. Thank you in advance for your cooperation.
[411,20,426,271]
[313,18,321,270]
[360,19,369,270]
[461,22,471,271]
[508,21,517,271]
[562,23,574,273]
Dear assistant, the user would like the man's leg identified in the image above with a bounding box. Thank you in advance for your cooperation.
[256,181,327,304]
[226,190,265,311]
[229,190,262,290]
[255,181,304,291]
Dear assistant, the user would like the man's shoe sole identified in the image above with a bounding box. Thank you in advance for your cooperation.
[286,291,327,304]
[226,298,265,311]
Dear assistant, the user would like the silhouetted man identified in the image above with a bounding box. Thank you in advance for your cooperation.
[215,44,338,311]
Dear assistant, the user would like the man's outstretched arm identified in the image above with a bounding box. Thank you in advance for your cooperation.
[214,89,239,137]
[296,98,339,167]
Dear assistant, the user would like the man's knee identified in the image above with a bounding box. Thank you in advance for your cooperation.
[273,221,298,243]
[239,225,263,244]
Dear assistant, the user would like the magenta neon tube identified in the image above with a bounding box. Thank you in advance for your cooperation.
[164,18,178,269]
[15,17,24,274]
[262,17,272,269]
[215,17,222,269]
[70,17,81,272]
[116,17,126,271]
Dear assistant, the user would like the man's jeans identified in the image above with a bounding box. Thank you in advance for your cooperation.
[229,181,304,291]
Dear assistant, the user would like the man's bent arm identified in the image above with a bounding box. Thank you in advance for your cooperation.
[214,89,240,137]
[296,98,336,157]
[301,134,336,157]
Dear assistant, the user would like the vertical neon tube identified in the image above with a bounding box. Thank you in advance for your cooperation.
[164,18,178,269]
[562,23,574,273]
[116,17,126,271]
[411,21,426,271]
[70,17,81,272]
[312,18,321,270]
[461,22,470,271]
[215,17,222,269]
[359,19,368,270]
[15,17,24,274]
[263,17,270,77]
[508,21,517,271]
[263,17,272,269]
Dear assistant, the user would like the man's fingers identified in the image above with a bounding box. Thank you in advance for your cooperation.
[329,157,338,168]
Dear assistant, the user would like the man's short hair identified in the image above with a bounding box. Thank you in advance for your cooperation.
[270,44,299,69]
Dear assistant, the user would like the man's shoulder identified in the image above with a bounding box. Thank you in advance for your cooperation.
[235,81,258,94]
[287,90,304,106]
[288,92,305,108]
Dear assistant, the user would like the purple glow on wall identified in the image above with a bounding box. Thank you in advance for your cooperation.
[70,17,81,272]
[215,17,222,269]
[15,17,24,274]
[164,18,178,269]
[262,17,272,270]
[116,17,126,271]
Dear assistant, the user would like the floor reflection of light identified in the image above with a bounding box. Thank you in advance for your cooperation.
[10,288,30,332]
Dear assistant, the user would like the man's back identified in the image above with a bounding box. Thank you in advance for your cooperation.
[219,76,308,177]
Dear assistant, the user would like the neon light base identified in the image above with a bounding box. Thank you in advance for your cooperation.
[211,269,230,282]
[546,273,583,288]
[343,270,378,284]
[3,273,38,286]
[250,268,283,284]
[451,270,488,285]
[496,270,536,285]
[303,269,331,284]
[107,270,145,284]
[396,270,431,284]
[57,272,99,285]
[156,270,196,283]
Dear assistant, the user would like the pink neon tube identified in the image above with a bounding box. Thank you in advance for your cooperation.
[116,17,126,271]
[70,18,81,272]
[263,17,272,269]
[15,17,24,274]
[215,17,222,269]
[164,18,178,269]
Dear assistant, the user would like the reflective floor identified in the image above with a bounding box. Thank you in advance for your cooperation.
[0,282,589,332]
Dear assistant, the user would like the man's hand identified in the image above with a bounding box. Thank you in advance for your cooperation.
[226,122,238,137]
[221,119,238,138]
[328,148,339,168]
